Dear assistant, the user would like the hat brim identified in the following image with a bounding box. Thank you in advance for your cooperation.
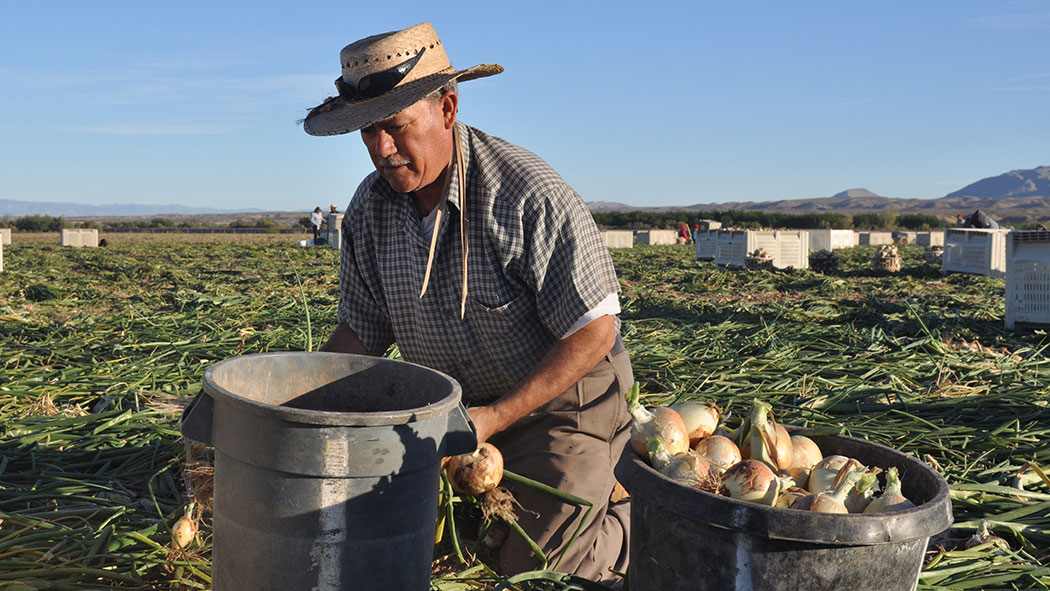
[302,64,503,137]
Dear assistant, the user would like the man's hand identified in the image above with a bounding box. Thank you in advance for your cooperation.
[467,405,500,444]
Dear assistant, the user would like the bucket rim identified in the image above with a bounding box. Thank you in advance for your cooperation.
[615,427,954,546]
[201,351,464,427]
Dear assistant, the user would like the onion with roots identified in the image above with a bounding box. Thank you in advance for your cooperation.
[652,445,719,491]
[721,459,785,506]
[863,466,916,513]
[446,442,504,495]
[670,400,721,445]
[171,503,198,550]
[693,435,742,474]
[786,435,823,484]
[627,384,689,462]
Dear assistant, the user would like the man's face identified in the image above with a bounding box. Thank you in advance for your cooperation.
[360,93,456,196]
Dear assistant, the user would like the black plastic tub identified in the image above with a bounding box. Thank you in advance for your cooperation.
[615,429,953,591]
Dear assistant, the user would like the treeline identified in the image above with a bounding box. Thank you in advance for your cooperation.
[591,210,948,231]
[0,215,313,232]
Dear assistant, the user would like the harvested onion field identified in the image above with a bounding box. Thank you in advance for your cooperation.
[0,236,1047,590]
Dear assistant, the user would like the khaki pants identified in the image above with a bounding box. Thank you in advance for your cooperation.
[488,348,633,585]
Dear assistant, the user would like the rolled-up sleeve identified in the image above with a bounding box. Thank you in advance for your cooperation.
[524,184,621,339]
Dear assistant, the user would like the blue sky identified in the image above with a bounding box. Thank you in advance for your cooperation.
[1,1,1048,212]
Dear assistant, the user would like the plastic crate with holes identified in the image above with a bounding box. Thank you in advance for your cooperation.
[942,228,1010,278]
[1006,230,1050,330]
[714,230,809,269]
[694,229,717,261]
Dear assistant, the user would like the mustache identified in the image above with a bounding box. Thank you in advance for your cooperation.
[376,157,411,167]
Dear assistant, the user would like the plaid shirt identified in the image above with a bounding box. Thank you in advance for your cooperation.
[337,122,620,402]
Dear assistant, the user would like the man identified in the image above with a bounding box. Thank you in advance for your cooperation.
[303,23,632,584]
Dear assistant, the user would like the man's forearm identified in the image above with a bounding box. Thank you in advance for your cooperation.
[321,321,380,355]
[469,314,617,442]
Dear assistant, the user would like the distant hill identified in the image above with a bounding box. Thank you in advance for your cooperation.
[0,199,262,217]
[944,166,1050,199]
[831,188,881,199]
[586,165,1050,223]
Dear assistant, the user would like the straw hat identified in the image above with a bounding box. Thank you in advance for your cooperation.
[303,23,503,136]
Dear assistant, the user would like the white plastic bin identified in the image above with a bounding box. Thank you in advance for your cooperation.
[601,230,634,249]
[715,230,809,269]
[635,229,678,245]
[943,228,1009,278]
[327,213,344,250]
[60,229,99,247]
[0,228,10,245]
[916,232,944,247]
[859,232,893,245]
[0,239,4,273]
[808,229,855,252]
[694,230,717,260]
[1006,230,1050,329]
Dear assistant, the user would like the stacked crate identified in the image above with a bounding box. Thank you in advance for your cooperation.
[1005,230,1050,330]
[942,228,1010,278]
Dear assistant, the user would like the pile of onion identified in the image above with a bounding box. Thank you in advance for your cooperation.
[629,396,920,514]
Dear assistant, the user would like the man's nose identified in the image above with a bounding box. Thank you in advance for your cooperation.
[372,130,396,159]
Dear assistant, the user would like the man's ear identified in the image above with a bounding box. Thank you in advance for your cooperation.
[441,91,458,129]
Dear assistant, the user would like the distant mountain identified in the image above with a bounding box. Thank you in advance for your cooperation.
[831,188,881,199]
[0,199,262,217]
[587,166,1050,222]
[944,166,1050,199]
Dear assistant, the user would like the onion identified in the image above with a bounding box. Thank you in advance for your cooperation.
[657,448,718,491]
[628,387,689,463]
[786,435,823,484]
[807,455,863,493]
[721,459,782,506]
[845,469,882,513]
[693,435,742,474]
[670,400,721,445]
[863,466,915,513]
[172,515,197,550]
[775,486,810,509]
[804,470,862,514]
[447,442,504,495]
[747,400,791,471]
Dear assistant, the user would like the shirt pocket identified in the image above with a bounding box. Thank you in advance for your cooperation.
[465,293,552,385]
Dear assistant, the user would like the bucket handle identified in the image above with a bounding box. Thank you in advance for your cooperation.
[180,391,214,445]
[439,402,477,458]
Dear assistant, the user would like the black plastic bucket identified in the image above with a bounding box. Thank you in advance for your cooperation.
[180,352,476,591]
[615,429,953,591]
